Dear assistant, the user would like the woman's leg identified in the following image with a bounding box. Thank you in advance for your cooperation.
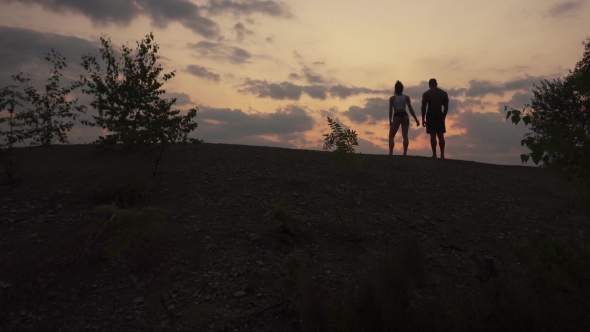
[401,116,410,155]
[389,117,402,155]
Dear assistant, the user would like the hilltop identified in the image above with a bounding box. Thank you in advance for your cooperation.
[0,143,587,331]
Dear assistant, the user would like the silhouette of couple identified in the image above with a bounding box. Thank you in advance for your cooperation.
[388,78,449,159]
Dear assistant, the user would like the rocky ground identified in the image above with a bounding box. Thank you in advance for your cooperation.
[0,143,586,331]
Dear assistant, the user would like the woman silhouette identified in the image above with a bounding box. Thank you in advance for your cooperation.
[389,80,420,155]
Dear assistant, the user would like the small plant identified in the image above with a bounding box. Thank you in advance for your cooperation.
[90,205,164,260]
[324,237,429,331]
[322,117,363,169]
[263,199,303,244]
[333,183,365,242]
[88,163,151,208]
[282,250,311,313]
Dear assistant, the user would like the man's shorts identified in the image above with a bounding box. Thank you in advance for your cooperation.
[426,114,446,134]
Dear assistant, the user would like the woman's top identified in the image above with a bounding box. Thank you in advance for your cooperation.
[393,94,406,110]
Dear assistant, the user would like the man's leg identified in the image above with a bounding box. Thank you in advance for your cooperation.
[430,132,438,158]
[437,131,445,159]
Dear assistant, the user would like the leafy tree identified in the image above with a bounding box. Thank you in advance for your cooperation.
[78,32,199,150]
[505,37,590,177]
[11,50,86,146]
[0,85,28,150]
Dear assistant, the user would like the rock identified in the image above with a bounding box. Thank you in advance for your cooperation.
[133,297,144,304]
[255,261,264,266]
[233,291,246,298]
[167,304,175,310]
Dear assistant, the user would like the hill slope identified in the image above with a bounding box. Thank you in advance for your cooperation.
[0,143,587,331]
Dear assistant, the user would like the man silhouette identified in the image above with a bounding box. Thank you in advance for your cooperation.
[421,78,449,159]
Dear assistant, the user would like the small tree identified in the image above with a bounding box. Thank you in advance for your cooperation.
[0,84,30,183]
[78,32,199,151]
[505,37,590,179]
[12,50,86,146]
[0,85,28,150]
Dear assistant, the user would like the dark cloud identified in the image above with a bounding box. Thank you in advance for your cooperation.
[288,73,300,80]
[205,0,293,18]
[185,64,221,82]
[233,22,254,42]
[548,0,587,17]
[165,92,195,106]
[0,25,98,88]
[238,79,303,100]
[3,0,221,39]
[444,110,530,164]
[329,84,389,99]
[302,85,328,100]
[313,61,325,66]
[465,75,546,98]
[196,104,313,141]
[364,130,374,135]
[238,80,388,100]
[496,91,534,115]
[342,98,388,125]
[266,36,275,44]
[302,66,326,84]
[188,41,252,64]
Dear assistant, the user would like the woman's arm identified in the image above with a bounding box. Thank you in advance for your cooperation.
[388,97,393,125]
[406,96,420,126]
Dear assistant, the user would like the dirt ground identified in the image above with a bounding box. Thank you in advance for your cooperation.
[0,143,586,331]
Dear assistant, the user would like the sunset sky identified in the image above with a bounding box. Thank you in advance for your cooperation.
[0,0,589,164]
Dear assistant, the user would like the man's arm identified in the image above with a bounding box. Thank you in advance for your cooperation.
[443,92,449,117]
[421,93,427,125]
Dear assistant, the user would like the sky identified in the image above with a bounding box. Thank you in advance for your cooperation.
[0,0,589,165]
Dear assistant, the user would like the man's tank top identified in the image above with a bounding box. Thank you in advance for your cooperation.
[393,94,406,110]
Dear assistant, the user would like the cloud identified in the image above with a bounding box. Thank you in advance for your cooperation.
[329,85,389,99]
[188,41,252,64]
[547,0,587,17]
[233,22,254,42]
[266,36,275,44]
[3,0,221,39]
[238,79,388,101]
[495,91,534,119]
[313,61,325,66]
[205,0,293,18]
[342,98,388,125]
[238,79,303,100]
[185,64,221,82]
[165,92,195,106]
[302,66,326,84]
[302,85,328,100]
[288,73,300,79]
[464,74,547,98]
[0,25,98,88]
[444,110,530,164]
[196,104,313,141]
